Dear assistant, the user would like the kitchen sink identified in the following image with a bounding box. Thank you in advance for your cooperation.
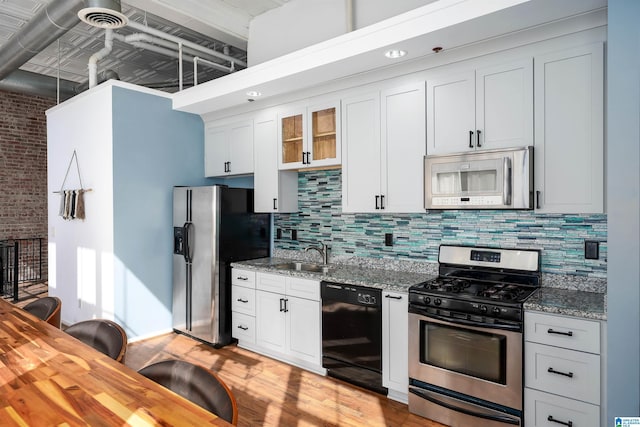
[273,262,331,274]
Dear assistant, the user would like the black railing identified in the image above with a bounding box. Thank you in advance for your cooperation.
[0,238,44,302]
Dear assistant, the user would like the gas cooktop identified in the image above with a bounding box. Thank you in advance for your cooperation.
[411,276,539,304]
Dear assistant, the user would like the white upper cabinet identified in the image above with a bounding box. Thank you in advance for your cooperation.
[427,58,533,154]
[342,82,426,213]
[253,113,298,213]
[277,100,341,170]
[204,120,254,177]
[534,43,604,213]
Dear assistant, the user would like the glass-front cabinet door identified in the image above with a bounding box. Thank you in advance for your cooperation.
[278,100,341,170]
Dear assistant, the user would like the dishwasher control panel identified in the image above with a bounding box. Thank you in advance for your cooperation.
[357,292,377,305]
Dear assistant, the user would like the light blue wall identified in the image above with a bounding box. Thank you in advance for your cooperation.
[607,0,640,420]
[111,87,209,339]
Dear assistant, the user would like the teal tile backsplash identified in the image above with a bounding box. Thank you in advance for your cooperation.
[274,169,607,277]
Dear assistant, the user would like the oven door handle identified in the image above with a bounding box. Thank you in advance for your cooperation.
[409,387,520,425]
[419,311,522,332]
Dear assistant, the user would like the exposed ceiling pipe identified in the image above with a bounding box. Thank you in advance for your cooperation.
[346,0,354,32]
[89,29,114,88]
[73,69,120,93]
[112,32,232,71]
[0,0,84,81]
[0,69,77,100]
[127,20,246,69]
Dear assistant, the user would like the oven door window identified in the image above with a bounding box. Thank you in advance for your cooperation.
[420,320,507,384]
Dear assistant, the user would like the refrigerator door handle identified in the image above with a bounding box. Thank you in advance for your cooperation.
[183,222,194,263]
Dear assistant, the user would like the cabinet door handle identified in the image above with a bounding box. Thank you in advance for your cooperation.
[380,195,385,209]
[547,415,573,427]
[469,130,474,148]
[385,294,402,300]
[236,276,248,281]
[547,328,573,337]
[273,198,278,210]
[284,299,289,313]
[237,298,248,303]
[536,191,541,209]
[547,367,573,378]
[307,151,311,164]
[279,298,285,312]
[227,161,231,173]
[476,129,482,147]
[375,195,380,209]
[237,325,249,331]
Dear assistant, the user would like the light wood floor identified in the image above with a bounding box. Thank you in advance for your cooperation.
[125,333,446,427]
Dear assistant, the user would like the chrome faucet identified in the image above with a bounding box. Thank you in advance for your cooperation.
[305,242,330,265]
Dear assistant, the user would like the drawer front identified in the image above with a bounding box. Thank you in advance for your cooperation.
[232,312,255,344]
[256,272,287,294]
[286,277,320,301]
[525,311,600,354]
[232,268,256,289]
[232,285,255,316]
[525,342,600,404]
[525,388,599,427]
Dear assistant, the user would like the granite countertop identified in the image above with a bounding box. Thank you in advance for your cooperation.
[524,287,607,321]
[234,256,607,320]
[231,257,435,292]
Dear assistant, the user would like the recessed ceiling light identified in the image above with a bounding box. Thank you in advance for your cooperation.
[384,49,407,59]
[246,90,262,97]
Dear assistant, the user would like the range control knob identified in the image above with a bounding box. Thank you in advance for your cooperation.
[480,305,488,314]
[424,297,431,305]
[434,298,442,306]
[492,307,501,316]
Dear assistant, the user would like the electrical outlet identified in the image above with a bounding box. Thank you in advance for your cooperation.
[585,240,599,260]
[291,229,297,240]
[385,233,393,246]
[276,228,282,239]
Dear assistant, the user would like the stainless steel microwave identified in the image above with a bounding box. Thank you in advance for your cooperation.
[424,146,533,210]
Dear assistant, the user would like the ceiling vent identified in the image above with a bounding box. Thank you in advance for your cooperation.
[78,0,128,29]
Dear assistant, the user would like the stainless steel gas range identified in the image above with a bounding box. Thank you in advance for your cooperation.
[408,245,541,427]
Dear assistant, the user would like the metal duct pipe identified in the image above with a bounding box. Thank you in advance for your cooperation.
[0,70,77,100]
[0,0,84,81]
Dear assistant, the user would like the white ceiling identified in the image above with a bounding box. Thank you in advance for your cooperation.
[0,0,289,89]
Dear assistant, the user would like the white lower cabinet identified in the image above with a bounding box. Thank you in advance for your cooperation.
[524,311,604,427]
[231,268,257,345]
[382,290,408,403]
[234,269,323,374]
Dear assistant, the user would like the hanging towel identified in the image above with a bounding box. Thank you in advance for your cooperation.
[69,190,77,219]
[58,192,66,217]
[63,190,72,220]
[74,190,85,220]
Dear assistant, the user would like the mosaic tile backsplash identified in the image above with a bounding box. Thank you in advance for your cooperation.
[273,169,607,278]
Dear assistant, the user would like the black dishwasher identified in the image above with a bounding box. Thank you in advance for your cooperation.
[321,281,387,395]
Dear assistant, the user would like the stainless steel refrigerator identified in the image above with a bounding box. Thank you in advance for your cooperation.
[172,185,270,347]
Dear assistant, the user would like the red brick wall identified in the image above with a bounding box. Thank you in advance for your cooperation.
[0,89,55,279]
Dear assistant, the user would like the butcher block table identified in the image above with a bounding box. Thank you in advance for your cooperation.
[0,298,230,426]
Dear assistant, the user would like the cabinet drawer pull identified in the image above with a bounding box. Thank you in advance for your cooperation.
[547,415,573,427]
[469,130,474,148]
[547,367,573,378]
[237,298,249,303]
[547,328,573,337]
[236,276,248,281]
[385,294,403,300]
[237,325,249,331]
